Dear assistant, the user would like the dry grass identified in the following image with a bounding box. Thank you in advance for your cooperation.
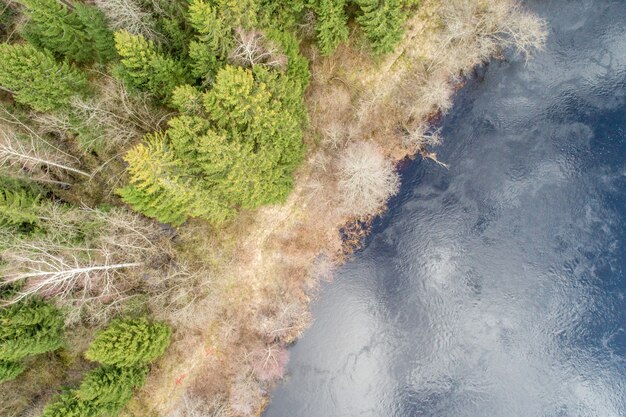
[114,1,547,416]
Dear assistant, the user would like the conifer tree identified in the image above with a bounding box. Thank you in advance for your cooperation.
[0,299,64,362]
[113,30,188,101]
[0,44,87,111]
[313,0,349,55]
[84,317,171,367]
[0,188,41,231]
[122,66,305,225]
[118,132,220,225]
[76,365,148,415]
[0,360,25,383]
[40,390,96,417]
[356,0,406,55]
[20,0,116,64]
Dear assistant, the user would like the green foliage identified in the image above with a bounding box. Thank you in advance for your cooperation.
[0,188,41,231]
[122,65,305,225]
[356,0,406,55]
[77,365,148,415]
[0,300,64,362]
[84,317,171,367]
[113,30,188,101]
[20,0,116,64]
[118,132,219,225]
[0,44,87,111]
[40,391,97,417]
[313,0,349,55]
[0,360,25,383]
[214,0,259,29]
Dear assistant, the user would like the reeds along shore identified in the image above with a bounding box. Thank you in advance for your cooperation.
[146,1,547,416]
[0,0,547,416]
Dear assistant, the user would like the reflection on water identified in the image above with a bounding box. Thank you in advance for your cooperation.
[264,1,626,416]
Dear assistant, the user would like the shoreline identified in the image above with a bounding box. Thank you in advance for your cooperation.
[128,1,548,416]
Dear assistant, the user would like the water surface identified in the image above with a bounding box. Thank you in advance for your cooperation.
[265,1,626,416]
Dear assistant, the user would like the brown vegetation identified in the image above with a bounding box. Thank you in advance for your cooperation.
[125,1,546,417]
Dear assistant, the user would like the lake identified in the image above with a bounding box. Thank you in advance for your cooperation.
[264,1,626,416]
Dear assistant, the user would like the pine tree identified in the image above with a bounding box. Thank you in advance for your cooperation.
[0,44,87,111]
[118,132,220,225]
[84,317,171,367]
[0,360,25,383]
[122,65,305,225]
[76,365,147,415]
[356,0,406,55]
[20,0,116,64]
[40,391,96,417]
[0,188,42,231]
[0,299,64,362]
[313,0,349,55]
[113,30,188,101]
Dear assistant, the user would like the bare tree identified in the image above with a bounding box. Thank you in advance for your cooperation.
[94,0,160,40]
[0,129,90,181]
[0,242,141,306]
[229,28,287,69]
[0,207,169,308]
[336,141,400,217]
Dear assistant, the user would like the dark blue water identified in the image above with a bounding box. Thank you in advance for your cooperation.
[264,1,626,416]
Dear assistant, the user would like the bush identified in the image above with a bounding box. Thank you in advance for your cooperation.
[85,317,171,367]
[0,360,25,383]
[336,141,400,217]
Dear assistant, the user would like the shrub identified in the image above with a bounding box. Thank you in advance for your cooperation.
[85,317,171,367]
[336,141,399,217]
[0,299,64,362]
[0,189,42,231]
[0,44,87,112]
[0,360,25,383]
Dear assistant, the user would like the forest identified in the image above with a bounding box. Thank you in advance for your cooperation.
[0,0,545,416]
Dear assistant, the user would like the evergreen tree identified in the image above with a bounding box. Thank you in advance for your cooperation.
[0,188,41,231]
[113,30,188,101]
[356,0,406,55]
[0,300,64,362]
[0,44,87,111]
[77,365,148,415]
[122,66,305,225]
[20,0,116,64]
[118,132,220,225]
[84,317,171,367]
[313,0,349,55]
[0,360,25,383]
[40,391,96,417]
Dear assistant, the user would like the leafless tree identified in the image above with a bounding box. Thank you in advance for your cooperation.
[0,129,90,181]
[336,141,400,217]
[229,28,287,69]
[0,241,141,306]
[94,0,160,41]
